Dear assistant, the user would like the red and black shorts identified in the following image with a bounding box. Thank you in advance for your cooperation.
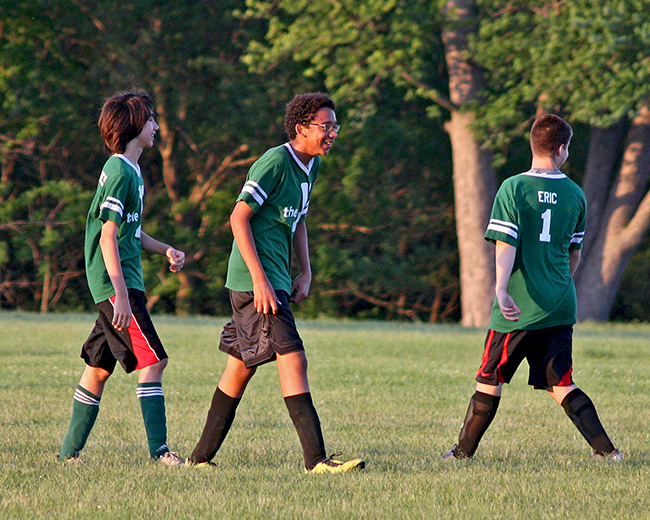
[81,289,167,374]
[219,290,304,368]
[475,325,574,389]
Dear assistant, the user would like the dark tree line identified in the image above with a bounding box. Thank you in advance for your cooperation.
[1,0,650,323]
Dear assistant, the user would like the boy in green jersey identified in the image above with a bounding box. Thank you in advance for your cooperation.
[59,91,185,466]
[188,93,364,473]
[444,115,621,461]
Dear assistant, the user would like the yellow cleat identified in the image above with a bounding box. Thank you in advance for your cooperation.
[306,456,365,474]
[185,459,217,468]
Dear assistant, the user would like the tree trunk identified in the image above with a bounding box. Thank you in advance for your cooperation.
[443,0,497,326]
[575,106,650,320]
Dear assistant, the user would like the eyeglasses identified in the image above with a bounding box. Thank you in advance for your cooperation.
[302,122,341,133]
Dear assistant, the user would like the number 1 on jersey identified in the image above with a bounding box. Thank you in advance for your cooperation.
[539,209,551,242]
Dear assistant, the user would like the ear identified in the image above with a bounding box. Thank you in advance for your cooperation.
[295,123,305,138]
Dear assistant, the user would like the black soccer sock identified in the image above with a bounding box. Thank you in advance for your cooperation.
[190,387,241,463]
[284,392,327,470]
[455,391,501,458]
[560,388,615,455]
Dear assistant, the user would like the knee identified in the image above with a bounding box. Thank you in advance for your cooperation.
[85,366,112,384]
[151,358,168,375]
[286,351,308,374]
[236,363,256,380]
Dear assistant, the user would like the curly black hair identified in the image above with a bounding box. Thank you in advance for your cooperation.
[284,93,336,140]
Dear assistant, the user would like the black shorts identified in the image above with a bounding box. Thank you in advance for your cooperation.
[475,325,574,389]
[219,290,304,368]
[81,290,168,374]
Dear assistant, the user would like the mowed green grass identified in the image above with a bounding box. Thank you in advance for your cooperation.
[1,312,649,519]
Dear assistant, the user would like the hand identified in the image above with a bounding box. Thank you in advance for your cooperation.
[166,247,185,273]
[289,272,311,303]
[496,289,521,322]
[253,279,279,315]
[112,294,132,331]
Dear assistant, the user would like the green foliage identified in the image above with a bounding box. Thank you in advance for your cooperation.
[2,0,650,321]
[472,0,650,148]
[241,0,447,123]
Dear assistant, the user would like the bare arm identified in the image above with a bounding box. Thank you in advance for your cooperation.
[569,249,581,275]
[290,221,312,303]
[494,240,521,322]
[99,220,131,331]
[141,231,185,272]
[230,201,278,314]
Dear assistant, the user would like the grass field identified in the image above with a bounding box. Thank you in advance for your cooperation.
[1,312,649,519]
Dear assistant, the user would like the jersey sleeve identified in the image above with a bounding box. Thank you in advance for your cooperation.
[96,167,134,226]
[569,191,587,251]
[236,155,283,213]
[484,180,519,247]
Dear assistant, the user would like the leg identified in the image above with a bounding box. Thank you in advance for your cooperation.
[190,355,255,464]
[138,357,167,384]
[217,354,257,398]
[276,350,310,397]
[59,366,111,461]
[79,365,112,397]
[448,382,502,459]
[136,358,179,460]
[277,351,327,469]
[550,384,618,457]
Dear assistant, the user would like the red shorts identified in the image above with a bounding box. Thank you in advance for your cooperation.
[80,290,168,374]
[475,325,574,389]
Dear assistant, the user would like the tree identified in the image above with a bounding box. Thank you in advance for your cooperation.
[242,0,496,325]
[471,0,650,321]
[0,0,104,311]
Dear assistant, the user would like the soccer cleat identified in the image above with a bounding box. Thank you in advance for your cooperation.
[185,459,217,468]
[306,455,365,474]
[591,449,623,462]
[157,451,184,466]
[442,444,470,461]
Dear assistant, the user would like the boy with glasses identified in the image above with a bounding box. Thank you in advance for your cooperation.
[187,93,364,473]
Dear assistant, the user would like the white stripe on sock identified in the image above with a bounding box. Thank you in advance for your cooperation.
[74,388,100,406]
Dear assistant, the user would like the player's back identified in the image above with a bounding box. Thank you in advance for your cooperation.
[486,169,586,331]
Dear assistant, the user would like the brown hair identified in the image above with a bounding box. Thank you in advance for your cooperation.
[98,91,154,154]
[530,114,572,157]
[284,92,336,140]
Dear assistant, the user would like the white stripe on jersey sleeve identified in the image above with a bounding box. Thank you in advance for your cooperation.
[100,196,124,216]
[487,218,518,239]
[241,180,268,206]
[571,231,585,244]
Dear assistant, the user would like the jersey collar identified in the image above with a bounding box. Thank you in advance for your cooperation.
[114,154,142,177]
[283,143,313,176]
[523,168,566,179]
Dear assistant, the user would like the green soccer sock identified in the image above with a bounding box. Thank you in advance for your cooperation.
[137,382,169,458]
[59,386,101,461]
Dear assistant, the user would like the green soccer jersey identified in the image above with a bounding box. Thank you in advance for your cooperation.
[484,168,587,332]
[226,144,320,293]
[85,154,145,303]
